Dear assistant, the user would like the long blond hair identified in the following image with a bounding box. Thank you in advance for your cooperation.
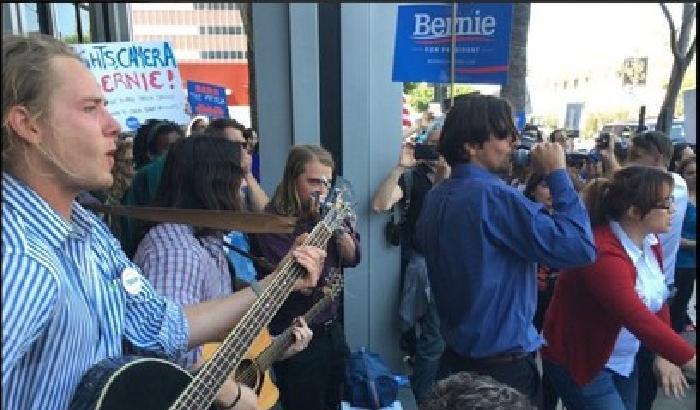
[2,34,82,173]
[270,145,335,217]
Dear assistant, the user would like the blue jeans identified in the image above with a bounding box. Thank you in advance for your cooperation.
[410,297,445,404]
[543,359,638,410]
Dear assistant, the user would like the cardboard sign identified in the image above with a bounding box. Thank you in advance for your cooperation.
[392,4,513,85]
[72,41,190,131]
[187,80,230,119]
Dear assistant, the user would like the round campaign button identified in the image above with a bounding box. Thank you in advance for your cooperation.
[125,116,140,130]
[121,267,144,296]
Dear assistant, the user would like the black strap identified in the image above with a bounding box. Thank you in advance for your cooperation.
[221,239,276,275]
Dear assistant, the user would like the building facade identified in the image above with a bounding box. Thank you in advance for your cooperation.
[130,3,251,125]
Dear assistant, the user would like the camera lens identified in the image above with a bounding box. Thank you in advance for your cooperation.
[512,148,530,167]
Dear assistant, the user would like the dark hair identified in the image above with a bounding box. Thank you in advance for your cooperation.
[582,166,674,226]
[133,119,163,169]
[630,131,673,166]
[206,118,246,140]
[420,372,535,410]
[524,173,546,201]
[146,121,183,158]
[549,129,567,143]
[438,92,517,166]
[154,135,244,212]
[677,155,696,179]
[669,142,695,172]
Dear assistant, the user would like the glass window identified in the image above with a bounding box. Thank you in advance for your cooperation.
[53,3,79,43]
[19,3,41,34]
[200,26,205,35]
[78,3,90,42]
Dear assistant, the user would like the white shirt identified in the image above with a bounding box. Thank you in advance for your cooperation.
[658,172,688,286]
[605,221,668,377]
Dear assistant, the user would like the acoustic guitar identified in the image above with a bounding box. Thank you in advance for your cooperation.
[201,270,345,409]
[68,183,353,410]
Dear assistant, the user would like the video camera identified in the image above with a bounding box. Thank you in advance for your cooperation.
[594,132,631,162]
[512,146,596,169]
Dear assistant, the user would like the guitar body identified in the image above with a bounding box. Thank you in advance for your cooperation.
[68,356,213,410]
[203,329,279,410]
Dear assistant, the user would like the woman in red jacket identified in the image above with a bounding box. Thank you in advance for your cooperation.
[541,166,696,410]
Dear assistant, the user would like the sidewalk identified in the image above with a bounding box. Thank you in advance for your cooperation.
[397,329,696,410]
[651,329,696,410]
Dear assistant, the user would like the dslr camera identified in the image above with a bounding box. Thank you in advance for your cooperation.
[594,132,631,162]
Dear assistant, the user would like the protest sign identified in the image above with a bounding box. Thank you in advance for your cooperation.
[186,80,230,119]
[72,41,190,131]
[392,4,513,85]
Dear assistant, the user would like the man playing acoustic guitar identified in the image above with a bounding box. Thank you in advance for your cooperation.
[1,34,326,410]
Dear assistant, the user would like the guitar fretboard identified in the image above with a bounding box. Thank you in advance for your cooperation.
[169,220,334,410]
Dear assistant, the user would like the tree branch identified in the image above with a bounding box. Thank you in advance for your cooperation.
[660,3,682,60]
[677,3,696,59]
[683,35,697,65]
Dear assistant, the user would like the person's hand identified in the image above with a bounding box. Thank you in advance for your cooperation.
[280,317,313,360]
[434,156,451,183]
[215,380,258,410]
[654,356,689,399]
[398,137,417,169]
[289,236,326,291]
[530,142,566,175]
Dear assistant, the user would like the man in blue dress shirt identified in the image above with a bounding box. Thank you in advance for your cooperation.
[415,93,597,407]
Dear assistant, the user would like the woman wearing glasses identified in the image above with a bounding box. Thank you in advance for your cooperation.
[540,166,696,410]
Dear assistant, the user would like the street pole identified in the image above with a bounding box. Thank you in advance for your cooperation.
[450,2,457,108]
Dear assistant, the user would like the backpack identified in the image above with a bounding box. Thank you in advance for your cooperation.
[384,169,413,247]
[344,348,399,409]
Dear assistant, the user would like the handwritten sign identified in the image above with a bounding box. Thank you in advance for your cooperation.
[187,80,230,119]
[72,41,190,130]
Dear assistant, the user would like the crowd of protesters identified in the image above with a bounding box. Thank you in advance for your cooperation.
[2,33,697,410]
[378,95,696,410]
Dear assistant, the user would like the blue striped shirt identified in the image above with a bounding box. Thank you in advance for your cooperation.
[1,173,189,410]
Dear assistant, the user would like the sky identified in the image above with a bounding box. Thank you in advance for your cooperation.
[527,3,693,80]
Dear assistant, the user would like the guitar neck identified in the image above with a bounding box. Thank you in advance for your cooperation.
[169,221,334,410]
[254,272,341,370]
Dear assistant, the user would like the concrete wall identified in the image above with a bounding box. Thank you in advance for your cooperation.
[252,2,406,370]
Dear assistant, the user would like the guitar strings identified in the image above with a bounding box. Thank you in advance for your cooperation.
[175,200,350,408]
[171,215,339,409]
[235,272,343,387]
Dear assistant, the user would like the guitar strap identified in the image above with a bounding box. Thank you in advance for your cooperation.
[85,203,297,234]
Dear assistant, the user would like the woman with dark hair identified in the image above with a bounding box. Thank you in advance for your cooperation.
[541,166,696,410]
[249,144,361,410]
[133,137,315,409]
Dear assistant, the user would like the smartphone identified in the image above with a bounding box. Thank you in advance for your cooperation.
[414,143,439,160]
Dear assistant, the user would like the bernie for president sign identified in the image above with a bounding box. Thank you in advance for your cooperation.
[392,3,513,85]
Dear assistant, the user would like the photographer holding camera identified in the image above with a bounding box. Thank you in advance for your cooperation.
[371,119,449,404]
